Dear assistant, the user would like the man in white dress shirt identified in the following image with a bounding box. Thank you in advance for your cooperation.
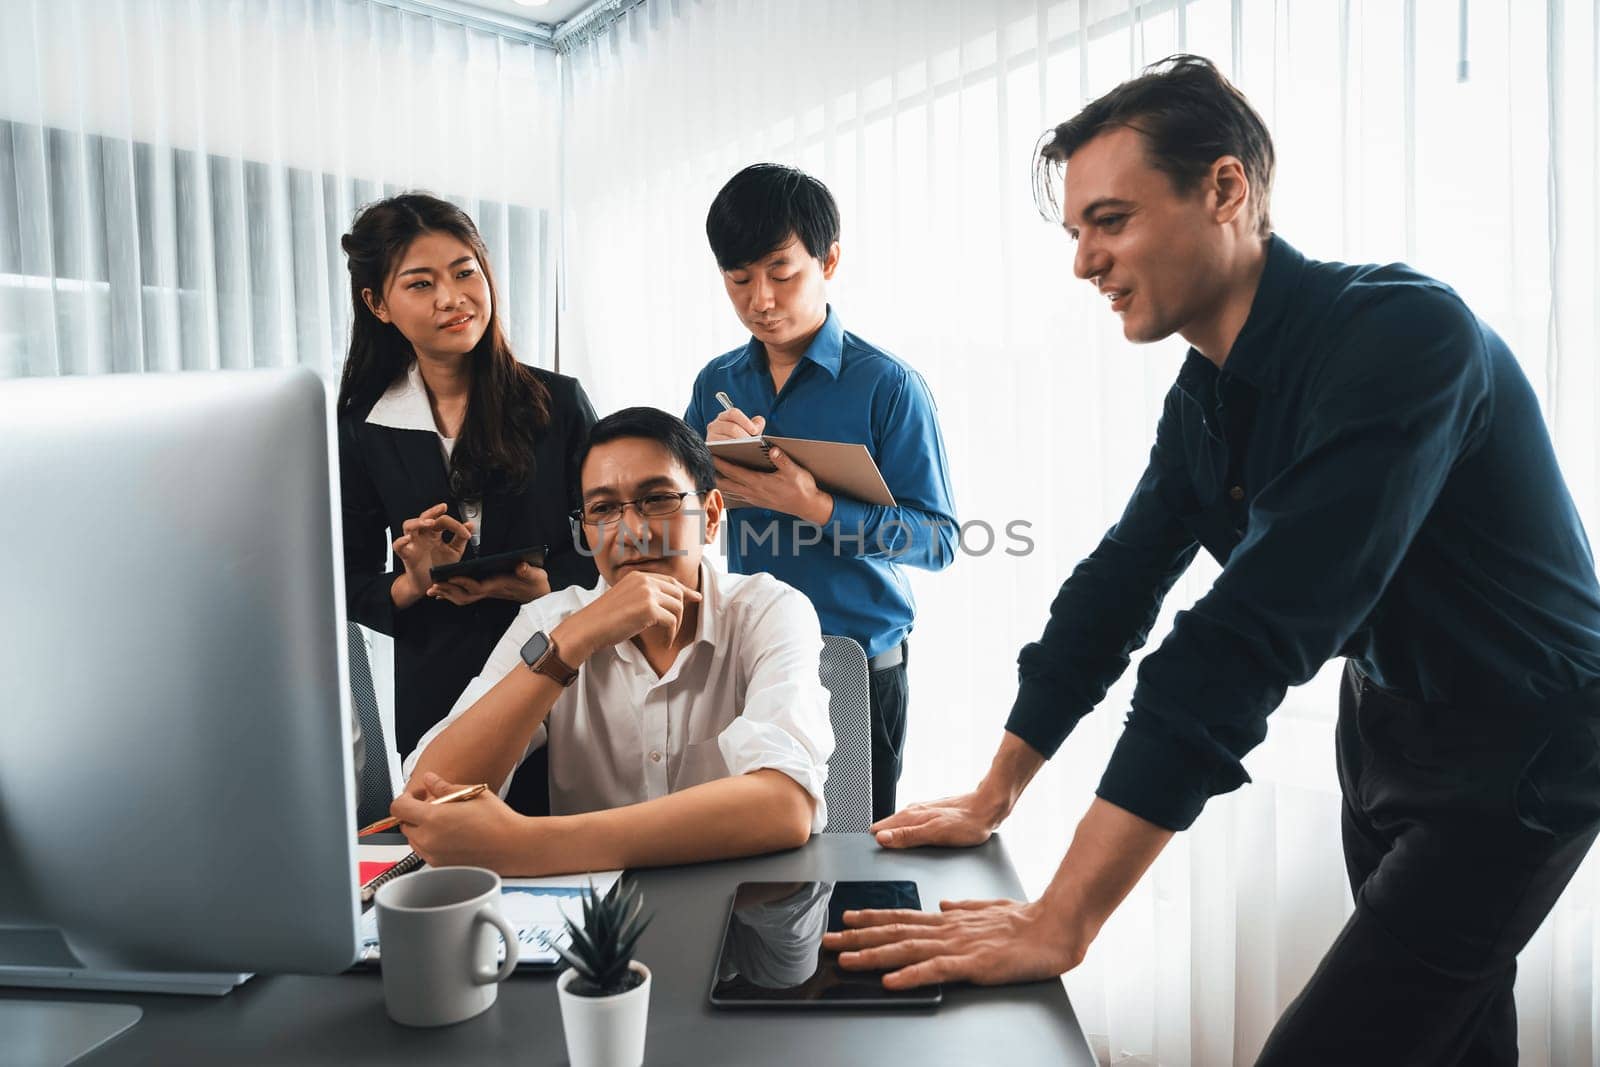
[391,407,835,876]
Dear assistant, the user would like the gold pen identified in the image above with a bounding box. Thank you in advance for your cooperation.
[357,781,489,837]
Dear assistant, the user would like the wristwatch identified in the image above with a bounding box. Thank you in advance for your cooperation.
[520,630,579,687]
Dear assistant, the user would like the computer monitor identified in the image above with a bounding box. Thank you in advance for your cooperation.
[0,368,360,998]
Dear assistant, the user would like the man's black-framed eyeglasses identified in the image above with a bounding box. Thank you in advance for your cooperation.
[571,491,700,526]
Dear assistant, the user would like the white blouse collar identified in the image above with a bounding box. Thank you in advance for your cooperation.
[364,361,437,434]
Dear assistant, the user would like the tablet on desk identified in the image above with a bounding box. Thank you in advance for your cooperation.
[708,881,942,1009]
[429,545,545,585]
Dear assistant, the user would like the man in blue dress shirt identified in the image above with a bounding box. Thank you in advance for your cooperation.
[825,56,1600,1066]
[686,164,958,821]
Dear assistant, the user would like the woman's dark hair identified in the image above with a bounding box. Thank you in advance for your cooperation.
[1034,54,1275,237]
[336,192,550,500]
[705,164,841,271]
[578,407,717,493]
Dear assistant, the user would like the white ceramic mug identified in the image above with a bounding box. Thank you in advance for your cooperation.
[375,866,519,1027]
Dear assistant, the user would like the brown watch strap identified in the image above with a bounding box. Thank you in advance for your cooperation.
[531,637,579,687]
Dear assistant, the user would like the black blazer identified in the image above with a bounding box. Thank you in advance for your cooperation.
[338,367,599,759]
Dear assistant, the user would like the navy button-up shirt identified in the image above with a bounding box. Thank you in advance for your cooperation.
[1006,236,1600,831]
[687,307,958,659]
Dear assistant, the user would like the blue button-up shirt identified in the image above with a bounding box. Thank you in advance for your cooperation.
[1006,235,1600,831]
[687,307,958,659]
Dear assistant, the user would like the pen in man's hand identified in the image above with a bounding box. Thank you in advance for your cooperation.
[357,781,489,837]
[714,390,736,412]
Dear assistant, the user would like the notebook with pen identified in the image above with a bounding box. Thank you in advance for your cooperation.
[359,846,425,903]
[708,435,896,509]
[353,845,622,970]
[710,435,896,508]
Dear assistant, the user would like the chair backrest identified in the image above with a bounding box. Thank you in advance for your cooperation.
[819,635,873,833]
[349,628,871,830]
[348,622,395,828]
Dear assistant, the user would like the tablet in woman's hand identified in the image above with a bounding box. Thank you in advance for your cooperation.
[429,546,546,584]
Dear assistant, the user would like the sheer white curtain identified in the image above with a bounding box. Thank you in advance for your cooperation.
[561,1,1600,1063]
[0,0,561,380]
[0,0,562,818]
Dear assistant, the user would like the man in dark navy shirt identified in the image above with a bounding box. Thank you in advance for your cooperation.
[825,56,1600,1065]
[687,165,959,821]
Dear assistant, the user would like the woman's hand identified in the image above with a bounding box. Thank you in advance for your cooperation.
[428,563,552,607]
[391,502,474,609]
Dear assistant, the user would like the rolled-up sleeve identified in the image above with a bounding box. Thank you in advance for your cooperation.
[717,585,836,833]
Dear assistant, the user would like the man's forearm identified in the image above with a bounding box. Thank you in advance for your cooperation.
[415,610,611,789]
[409,667,566,792]
[976,730,1049,822]
[519,770,814,876]
[1037,796,1175,939]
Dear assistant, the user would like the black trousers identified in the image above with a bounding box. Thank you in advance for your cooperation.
[1256,664,1600,1066]
[869,642,910,823]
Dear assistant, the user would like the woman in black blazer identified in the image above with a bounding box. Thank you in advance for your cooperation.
[336,194,598,763]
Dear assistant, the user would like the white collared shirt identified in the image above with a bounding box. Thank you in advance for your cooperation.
[366,361,482,545]
[403,563,835,832]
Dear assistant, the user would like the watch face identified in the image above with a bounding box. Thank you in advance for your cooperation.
[520,630,551,668]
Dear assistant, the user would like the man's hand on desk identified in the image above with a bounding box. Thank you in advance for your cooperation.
[870,731,1044,849]
[830,797,1175,990]
[821,897,1092,989]
[867,789,1010,849]
[391,771,533,873]
[712,448,834,524]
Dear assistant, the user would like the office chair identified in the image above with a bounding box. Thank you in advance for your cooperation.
[819,635,874,833]
[348,622,395,828]
[351,628,873,830]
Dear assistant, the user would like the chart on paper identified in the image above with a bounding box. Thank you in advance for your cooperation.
[358,869,623,967]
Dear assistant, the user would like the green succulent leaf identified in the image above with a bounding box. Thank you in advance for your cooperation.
[564,923,601,964]
[614,929,647,967]
[551,940,592,978]
[556,875,654,995]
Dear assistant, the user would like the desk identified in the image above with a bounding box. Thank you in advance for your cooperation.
[1,835,1095,1066]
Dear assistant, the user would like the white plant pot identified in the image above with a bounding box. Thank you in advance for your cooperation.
[556,961,651,1067]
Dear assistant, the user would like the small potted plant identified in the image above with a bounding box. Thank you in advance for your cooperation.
[553,878,653,1067]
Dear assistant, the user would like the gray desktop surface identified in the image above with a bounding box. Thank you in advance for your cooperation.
[0,834,1094,1066]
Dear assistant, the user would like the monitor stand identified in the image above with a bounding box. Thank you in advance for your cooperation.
[0,1001,142,1066]
[0,927,249,995]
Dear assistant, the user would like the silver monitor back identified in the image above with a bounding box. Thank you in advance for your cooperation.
[0,367,359,978]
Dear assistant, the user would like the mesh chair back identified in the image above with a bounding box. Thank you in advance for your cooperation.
[819,635,873,832]
[348,622,394,828]
[347,630,874,830]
